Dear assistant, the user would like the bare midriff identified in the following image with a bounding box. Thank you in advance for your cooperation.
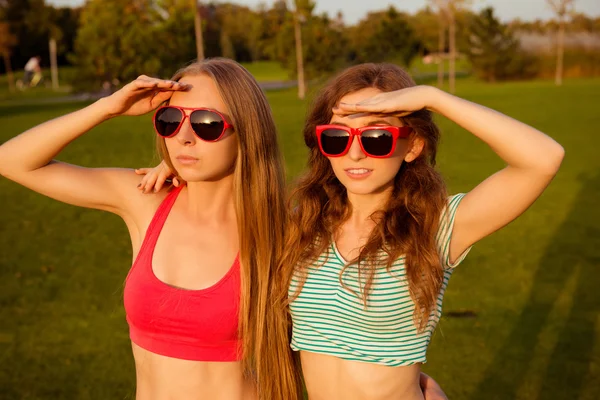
[132,343,257,400]
[300,351,424,400]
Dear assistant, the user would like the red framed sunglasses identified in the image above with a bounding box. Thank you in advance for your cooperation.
[153,106,233,142]
[316,125,413,158]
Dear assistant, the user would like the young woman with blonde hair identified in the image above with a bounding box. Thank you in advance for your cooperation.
[0,58,301,400]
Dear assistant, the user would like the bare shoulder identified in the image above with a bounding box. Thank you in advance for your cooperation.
[107,168,171,220]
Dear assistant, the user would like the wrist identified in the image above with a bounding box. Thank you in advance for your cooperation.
[92,96,119,120]
[420,85,446,114]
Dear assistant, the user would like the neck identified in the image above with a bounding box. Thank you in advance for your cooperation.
[345,185,394,229]
[181,173,236,222]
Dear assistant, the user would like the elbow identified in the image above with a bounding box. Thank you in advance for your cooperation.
[538,142,565,176]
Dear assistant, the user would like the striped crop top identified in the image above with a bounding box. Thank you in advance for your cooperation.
[289,194,471,366]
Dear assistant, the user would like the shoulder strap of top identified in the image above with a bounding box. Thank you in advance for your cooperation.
[140,185,184,253]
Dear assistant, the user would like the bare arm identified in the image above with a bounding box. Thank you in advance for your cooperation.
[426,87,564,260]
[334,85,565,261]
[0,76,189,216]
[420,372,448,400]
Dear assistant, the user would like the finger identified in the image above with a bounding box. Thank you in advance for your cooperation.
[153,80,190,90]
[173,177,180,187]
[134,78,190,91]
[142,172,156,194]
[151,90,175,108]
[137,175,149,191]
[131,78,158,90]
[364,111,414,118]
[335,101,385,113]
[134,168,151,175]
[153,169,171,192]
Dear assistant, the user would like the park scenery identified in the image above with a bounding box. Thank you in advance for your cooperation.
[1,0,599,399]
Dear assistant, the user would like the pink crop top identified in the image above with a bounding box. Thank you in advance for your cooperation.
[124,186,242,361]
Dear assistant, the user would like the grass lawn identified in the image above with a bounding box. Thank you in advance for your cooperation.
[0,77,599,399]
[0,62,290,103]
[240,61,290,82]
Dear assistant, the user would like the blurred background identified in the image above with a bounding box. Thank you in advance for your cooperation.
[1,0,599,399]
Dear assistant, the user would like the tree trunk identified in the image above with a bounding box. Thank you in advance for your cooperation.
[556,17,565,86]
[294,13,306,100]
[49,38,59,90]
[193,0,205,60]
[2,52,15,92]
[437,15,445,88]
[448,9,456,94]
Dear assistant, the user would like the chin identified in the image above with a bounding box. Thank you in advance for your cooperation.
[337,174,397,196]
[341,182,384,196]
[180,169,234,183]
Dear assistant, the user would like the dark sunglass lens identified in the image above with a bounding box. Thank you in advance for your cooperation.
[361,129,394,156]
[321,129,350,155]
[155,107,183,137]
[190,110,225,141]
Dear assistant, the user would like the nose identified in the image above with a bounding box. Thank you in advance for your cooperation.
[347,135,366,161]
[175,116,197,146]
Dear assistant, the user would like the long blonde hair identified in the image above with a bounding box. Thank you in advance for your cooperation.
[281,63,447,332]
[157,58,302,399]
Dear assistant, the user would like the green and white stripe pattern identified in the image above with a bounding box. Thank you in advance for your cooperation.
[289,194,471,366]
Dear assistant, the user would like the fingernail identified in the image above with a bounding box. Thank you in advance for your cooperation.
[154,188,158,192]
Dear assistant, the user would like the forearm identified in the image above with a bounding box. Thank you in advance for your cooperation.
[0,97,114,177]
[427,87,564,174]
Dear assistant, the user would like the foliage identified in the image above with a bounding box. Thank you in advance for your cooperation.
[467,7,539,81]
[69,0,161,89]
[275,9,349,80]
[349,7,420,66]
[0,0,79,71]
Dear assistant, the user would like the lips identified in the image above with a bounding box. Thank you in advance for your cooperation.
[344,167,373,179]
[345,168,371,175]
[176,155,198,161]
[176,155,199,165]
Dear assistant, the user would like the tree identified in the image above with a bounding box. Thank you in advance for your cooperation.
[254,1,288,61]
[70,0,162,89]
[192,0,204,60]
[216,3,264,62]
[290,0,314,99]
[0,22,17,91]
[436,7,447,87]
[276,9,348,83]
[409,7,441,54]
[547,0,576,85]
[467,7,538,82]
[430,0,471,93]
[0,0,79,72]
[350,7,419,66]
[153,0,196,76]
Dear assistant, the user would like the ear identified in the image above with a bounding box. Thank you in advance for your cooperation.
[404,137,425,163]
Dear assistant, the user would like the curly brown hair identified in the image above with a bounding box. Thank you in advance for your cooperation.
[280,63,448,332]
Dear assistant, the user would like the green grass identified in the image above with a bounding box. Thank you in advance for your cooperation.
[0,67,78,102]
[240,61,290,82]
[0,77,599,399]
[409,56,472,76]
[0,63,290,103]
